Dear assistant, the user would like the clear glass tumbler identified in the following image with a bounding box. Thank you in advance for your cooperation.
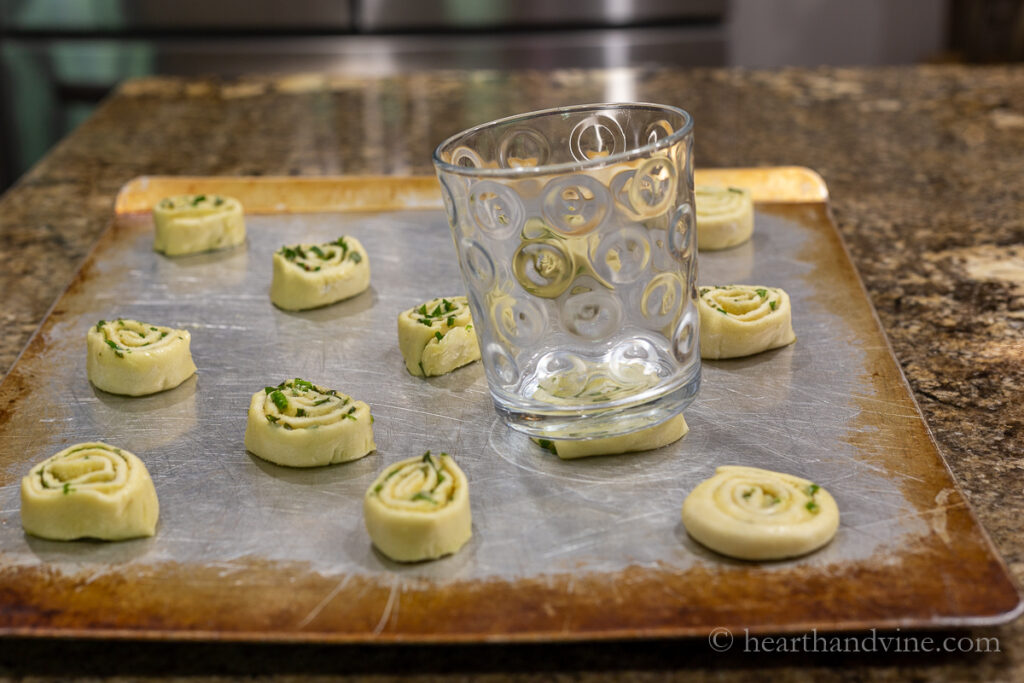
[433,103,700,439]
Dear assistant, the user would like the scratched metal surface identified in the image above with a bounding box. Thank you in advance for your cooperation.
[0,204,924,585]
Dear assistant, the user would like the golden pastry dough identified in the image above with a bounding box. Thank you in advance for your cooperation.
[87,318,197,396]
[397,296,480,376]
[698,285,796,359]
[153,194,246,255]
[534,413,689,459]
[244,378,376,468]
[269,236,370,311]
[681,465,839,560]
[695,185,754,250]
[20,442,159,541]
[363,451,471,562]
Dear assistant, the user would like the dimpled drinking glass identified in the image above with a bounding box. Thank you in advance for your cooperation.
[433,103,699,439]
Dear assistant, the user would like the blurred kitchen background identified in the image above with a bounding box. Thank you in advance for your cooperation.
[1,0,1021,192]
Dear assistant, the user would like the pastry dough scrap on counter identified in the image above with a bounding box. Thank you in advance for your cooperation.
[153,194,246,256]
[681,465,839,561]
[398,296,480,377]
[269,236,370,311]
[698,285,796,359]
[245,378,376,468]
[21,442,159,541]
[695,185,754,250]
[533,413,689,460]
[87,318,197,396]
[364,451,472,562]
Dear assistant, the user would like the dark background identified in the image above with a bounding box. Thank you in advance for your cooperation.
[0,0,1021,193]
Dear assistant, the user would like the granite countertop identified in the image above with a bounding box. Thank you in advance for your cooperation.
[1,66,1022,680]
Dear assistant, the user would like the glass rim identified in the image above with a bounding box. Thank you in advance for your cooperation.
[432,102,693,179]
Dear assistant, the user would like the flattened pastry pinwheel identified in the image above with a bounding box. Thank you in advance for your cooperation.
[244,378,376,468]
[153,194,246,256]
[695,185,754,250]
[270,236,370,311]
[20,442,159,541]
[534,413,689,459]
[698,285,796,359]
[397,296,480,377]
[364,451,471,562]
[681,465,839,560]
[87,318,197,396]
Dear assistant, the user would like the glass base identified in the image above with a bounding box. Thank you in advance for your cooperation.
[494,366,701,440]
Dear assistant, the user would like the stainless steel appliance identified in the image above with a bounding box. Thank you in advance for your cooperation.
[0,0,728,189]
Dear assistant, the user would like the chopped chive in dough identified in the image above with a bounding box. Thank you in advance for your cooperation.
[430,304,442,317]
[717,307,728,315]
[755,288,767,298]
[310,245,327,259]
[270,390,289,412]
[62,482,73,495]
[447,315,455,327]
[295,408,306,417]
[434,331,443,342]
[104,339,125,358]
[264,386,276,394]
[769,300,778,310]
[466,324,473,331]
[806,500,820,513]
[537,439,557,455]
[742,489,754,499]
[349,251,362,264]
[96,320,106,331]
[160,331,168,338]
[293,378,313,392]
[191,194,206,206]
[266,414,279,424]
[805,484,820,497]
[313,397,330,406]
[344,406,357,420]
[418,304,428,316]
[411,492,437,504]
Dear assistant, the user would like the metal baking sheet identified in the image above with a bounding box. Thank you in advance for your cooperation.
[0,171,1018,642]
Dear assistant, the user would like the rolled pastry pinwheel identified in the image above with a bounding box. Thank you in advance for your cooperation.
[244,378,376,468]
[20,442,159,541]
[398,296,480,377]
[681,465,839,560]
[87,318,197,396]
[534,413,689,460]
[153,194,246,255]
[364,451,471,562]
[695,185,754,250]
[270,236,370,311]
[698,285,796,359]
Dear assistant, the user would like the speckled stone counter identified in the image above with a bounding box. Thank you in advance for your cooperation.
[1,66,1022,681]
